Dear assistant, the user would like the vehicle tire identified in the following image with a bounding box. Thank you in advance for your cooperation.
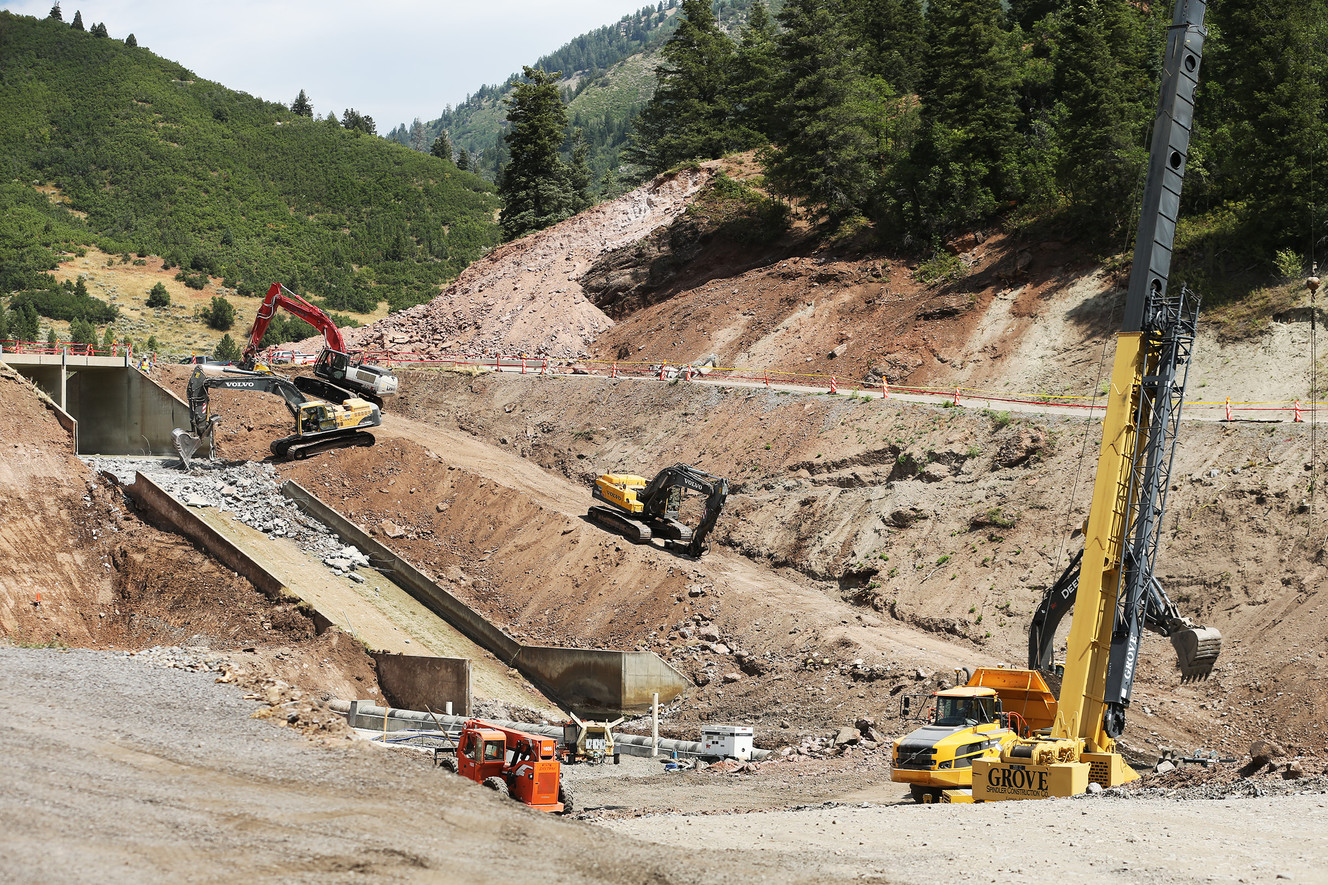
[909,785,931,804]
[438,755,458,774]
[613,753,621,765]
[558,783,574,814]
[482,776,508,797]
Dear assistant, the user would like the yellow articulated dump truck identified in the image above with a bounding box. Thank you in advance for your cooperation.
[891,668,1057,803]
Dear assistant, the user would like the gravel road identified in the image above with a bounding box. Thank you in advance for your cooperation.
[4,645,1323,885]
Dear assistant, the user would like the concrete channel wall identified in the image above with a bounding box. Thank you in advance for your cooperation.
[282,480,691,719]
[371,652,472,716]
[4,356,191,456]
[124,472,288,601]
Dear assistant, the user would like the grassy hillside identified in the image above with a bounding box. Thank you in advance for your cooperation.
[0,11,502,317]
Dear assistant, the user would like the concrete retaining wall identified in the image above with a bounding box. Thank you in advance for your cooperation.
[281,479,690,718]
[124,472,288,601]
[371,652,471,716]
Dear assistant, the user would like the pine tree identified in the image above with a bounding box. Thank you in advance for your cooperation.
[124,33,136,47]
[70,10,83,30]
[766,0,910,226]
[911,0,1025,233]
[0,302,9,343]
[409,119,427,152]
[730,0,779,142]
[90,21,107,38]
[627,0,745,175]
[844,0,925,92]
[456,147,471,171]
[291,89,313,117]
[498,67,581,240]
[1197,0,1328,255]
[567,128,594,213]
[69,316,95,346]
[431,132,453,162]
[46,328,58,348]
[213,333,242,363]
[1050,0,1157,236]
[341,108,376,136]
[47,3,62,21]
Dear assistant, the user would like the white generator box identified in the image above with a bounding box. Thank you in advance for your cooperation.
[700,724,754,761]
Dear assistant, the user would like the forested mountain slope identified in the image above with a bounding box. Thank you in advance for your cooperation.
[0,12,501,315]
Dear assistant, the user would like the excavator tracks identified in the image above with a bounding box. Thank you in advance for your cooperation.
[271,430,376,461]
[587,505,652,542]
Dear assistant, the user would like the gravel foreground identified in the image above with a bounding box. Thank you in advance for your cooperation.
[3,645,1325,885]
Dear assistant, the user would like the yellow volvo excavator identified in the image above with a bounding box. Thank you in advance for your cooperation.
[172,365,380,469]
[589,464,728,557]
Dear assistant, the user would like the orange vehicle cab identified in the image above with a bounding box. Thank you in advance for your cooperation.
[455,720,564,813]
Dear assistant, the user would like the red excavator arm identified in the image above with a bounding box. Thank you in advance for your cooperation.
[241,283,346,368]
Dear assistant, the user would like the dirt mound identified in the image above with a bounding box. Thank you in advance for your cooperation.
[325,166,716,360]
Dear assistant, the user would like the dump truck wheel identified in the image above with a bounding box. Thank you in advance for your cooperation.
[909,785,933,804]
[482,776,508,797]
[438,755,458,774]
[558,783,574,814]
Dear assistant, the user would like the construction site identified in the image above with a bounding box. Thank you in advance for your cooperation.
[6,15,1328,879]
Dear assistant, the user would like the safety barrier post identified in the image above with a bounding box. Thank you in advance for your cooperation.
[953,388,961,406]
[763,371,769,388]
[611,362,618,378]
[828,375,838,394]
[684,366,693,382]
[882,379,889,398]
[541,358,549,375]
[520,357,527,374]
[1295,400,1304,423]
[1224,398,1232,421]
[659,361,668,381]
[495,353,502,372]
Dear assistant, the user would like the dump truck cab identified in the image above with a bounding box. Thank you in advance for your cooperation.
[891,668,1058,803]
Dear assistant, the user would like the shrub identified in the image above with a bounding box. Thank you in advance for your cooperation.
[146,282,170,308]
[201,296,235,331]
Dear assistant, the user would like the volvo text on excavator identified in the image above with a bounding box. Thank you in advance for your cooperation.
[588,464,728,557]
[241,283,398,407]
[171,365,380,469]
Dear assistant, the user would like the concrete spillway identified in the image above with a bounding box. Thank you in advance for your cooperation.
[2,353,189,456]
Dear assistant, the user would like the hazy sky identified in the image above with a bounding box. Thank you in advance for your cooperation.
[2,0,649,131]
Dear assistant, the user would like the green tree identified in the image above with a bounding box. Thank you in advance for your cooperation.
[146,282,170,308]
[213,333,242,363]
[1195,0,1328,255]
[627,0,744,175]
[201,295,235,331]
[46,328,58,348]
[146,334,160,354]
[431,131,453,162]
[291,89,313,117]
[1050,0,1157,236]
[341,108,376,136]
[844,0,925,93]
[498,67,582,240]
[456,147,471,171]
[730,0,780,141]
[47,3,62,22]
[70,10,83,31]
[69,316,96,346]
[766,0,911,226]
[0,301,9,342]
[124,32,136,48]
[101,325,116,353]
[90,22,107,38]
[911,0,1025,233]
[15,303,40,343]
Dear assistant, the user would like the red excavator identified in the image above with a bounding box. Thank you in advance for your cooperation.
[435,719,572,813]
[241,283,398,408]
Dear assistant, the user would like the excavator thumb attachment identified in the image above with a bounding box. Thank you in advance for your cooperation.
[172,428,204,470]
[1171,626,1222,682]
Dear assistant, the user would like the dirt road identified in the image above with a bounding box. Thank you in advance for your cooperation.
[4,644,1319,885]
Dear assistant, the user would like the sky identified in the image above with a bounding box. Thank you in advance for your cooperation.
[2,0,650,131]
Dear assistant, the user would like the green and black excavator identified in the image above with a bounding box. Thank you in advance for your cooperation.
[172,365,380,469]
